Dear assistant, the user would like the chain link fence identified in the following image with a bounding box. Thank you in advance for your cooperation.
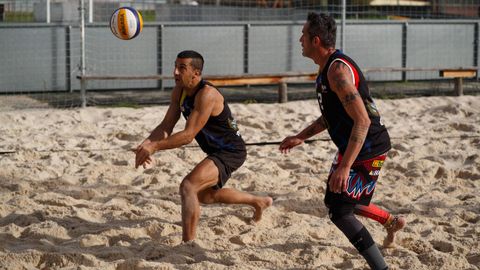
[0,0,479,109]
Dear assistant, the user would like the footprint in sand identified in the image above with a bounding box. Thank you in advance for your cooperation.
[401,237,432,254]
[430,239,454,253]
[114,132,143,141]
[466,253,480,266]
[79,234,109,247]
[450,123,475,132]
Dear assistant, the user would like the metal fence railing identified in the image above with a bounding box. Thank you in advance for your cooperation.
[1,0,479,109]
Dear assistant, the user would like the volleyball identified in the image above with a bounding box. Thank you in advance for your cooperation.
[110,7,143,40]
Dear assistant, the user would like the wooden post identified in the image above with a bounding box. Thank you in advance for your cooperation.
[454,77,463,96]
[278,82,288,103]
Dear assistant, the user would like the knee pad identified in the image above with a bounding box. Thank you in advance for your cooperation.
[350,227,375,252]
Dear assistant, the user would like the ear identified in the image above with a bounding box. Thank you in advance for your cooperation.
[313,36,322,47]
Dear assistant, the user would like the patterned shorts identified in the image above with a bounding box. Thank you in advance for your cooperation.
[324,152,388,206]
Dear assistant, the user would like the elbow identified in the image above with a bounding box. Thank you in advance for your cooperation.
[364,118,371,127]
[357,117,371,128]
[183,132,196,145]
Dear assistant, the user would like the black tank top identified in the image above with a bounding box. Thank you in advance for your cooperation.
[316,50,391,160]
[180,80,246,155]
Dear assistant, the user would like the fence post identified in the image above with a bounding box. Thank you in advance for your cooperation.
[278,82,288,103]
[46,0,50,23]
[244,24,250,74]
[80,77,87,107]
[79,0,87,107]
[157,25,163,90]
[340,0,346,52]
[66,25,72,92]
[0,4,4,22]
[402,22,408,81]
[454,78,463,96]
[475,22,479,81]
[88,0,93,23]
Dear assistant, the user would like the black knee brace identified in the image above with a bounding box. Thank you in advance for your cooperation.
[351,227,375,253]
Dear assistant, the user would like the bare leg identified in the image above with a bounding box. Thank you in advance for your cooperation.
[180,180,202,242]
[199,187,273,222]
[179,159,221,242]
[179,158,273,242]
[383,215,407,247]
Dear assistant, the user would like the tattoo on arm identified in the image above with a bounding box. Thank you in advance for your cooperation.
[349,124,369,145]
[330,62,361,107]
[341,92,361,106]
[303,117,327,138]
[331,63,351,92]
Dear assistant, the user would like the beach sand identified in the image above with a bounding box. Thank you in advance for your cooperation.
[0,96,479,269]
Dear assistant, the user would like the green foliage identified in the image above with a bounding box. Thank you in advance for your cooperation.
[139,10,155,22]
[4,11,34,22]
[243,99,258,104]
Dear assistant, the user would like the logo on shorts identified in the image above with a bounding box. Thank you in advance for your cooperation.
[346,172,376,200]
[372,160,384,168]
[369,170,381,176]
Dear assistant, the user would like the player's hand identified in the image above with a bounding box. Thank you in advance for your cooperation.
[132,142,155,169]
[329,165,350,193]
[279,136,304,154]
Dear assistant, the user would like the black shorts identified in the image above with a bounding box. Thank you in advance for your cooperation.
[325,152,388,206]
[207,149,247,189]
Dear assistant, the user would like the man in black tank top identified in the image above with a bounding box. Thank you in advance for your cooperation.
[279,13,405,270]
[133,50,272,242]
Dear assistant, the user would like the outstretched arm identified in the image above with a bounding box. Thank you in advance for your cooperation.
[279,115,327,154]
[152,87,216,150]
[133,86,181,168]
[327,61,371,193]
[134,86,218,168]
[143,85,182,143]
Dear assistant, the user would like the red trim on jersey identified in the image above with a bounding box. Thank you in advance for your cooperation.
[338,58,360,89]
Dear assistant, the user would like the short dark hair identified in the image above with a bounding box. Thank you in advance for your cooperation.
[177,50,204,72]
[306,12,336,48]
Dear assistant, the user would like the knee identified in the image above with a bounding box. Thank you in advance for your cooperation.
[179,178,196,198]
[328,203,355,223]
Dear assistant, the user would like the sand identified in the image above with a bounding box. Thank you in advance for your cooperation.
[0,95,479,270]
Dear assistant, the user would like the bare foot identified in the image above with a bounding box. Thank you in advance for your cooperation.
[383,216,406,248]
[252,196,273,223]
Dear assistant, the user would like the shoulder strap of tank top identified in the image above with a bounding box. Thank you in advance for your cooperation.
[178,80,207,106]
[179,88,187,106]
[326,53,360,89]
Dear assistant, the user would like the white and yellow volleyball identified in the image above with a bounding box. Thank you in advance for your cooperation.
[110,7,143,40]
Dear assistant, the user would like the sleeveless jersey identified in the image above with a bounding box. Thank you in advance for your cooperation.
[180,80,246,155]
[316,50,391,160]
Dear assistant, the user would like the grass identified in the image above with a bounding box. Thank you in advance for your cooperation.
[4,11,34,22]
[139,10,155,22]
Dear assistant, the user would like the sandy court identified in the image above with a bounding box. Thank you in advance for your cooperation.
[0,95,479,269]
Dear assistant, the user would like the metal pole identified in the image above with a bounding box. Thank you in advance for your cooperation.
[80,0,87,108]
[88,0,93,23]
[46,0,50,23]
[66,25,72,92]
[340,0,346,52]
